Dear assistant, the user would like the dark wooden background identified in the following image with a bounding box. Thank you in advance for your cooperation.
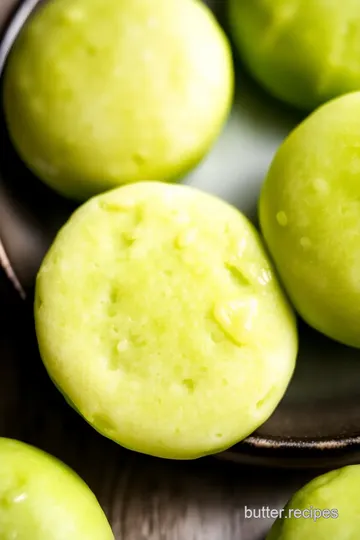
[0,1,318,538]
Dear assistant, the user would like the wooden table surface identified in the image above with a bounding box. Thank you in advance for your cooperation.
[0,2,320,538]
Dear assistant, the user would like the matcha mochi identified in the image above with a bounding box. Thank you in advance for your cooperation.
[0,438,113,539]
[35,182,297,459]
[260,92,360,348]
[267,465,360,539]
[228,0,360,111]
[3,0,233,200]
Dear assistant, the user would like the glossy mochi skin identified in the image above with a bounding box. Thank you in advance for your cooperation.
[0,438,114,540]
[260,92,360,348]
[228,0,360,111]
[35,182,297,459]
[267,465,360,539]
[3,0,233,201]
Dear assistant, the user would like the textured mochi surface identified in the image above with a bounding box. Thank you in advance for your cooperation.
[260,92,360,348]
[3,0,233,200]
[228,0,360,111]
[0,438,114,540]
[267,465,360,539]
[35,182,297,459]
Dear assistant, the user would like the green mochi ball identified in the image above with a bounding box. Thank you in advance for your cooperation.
[3,0,233,200]
[260,91,360,348]
[35,182,297,459]
[228,0,360,111]
[0,438,113,540]
[267,465,360,539]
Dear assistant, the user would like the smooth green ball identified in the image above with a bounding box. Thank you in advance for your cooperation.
[267,465,360,539]
[35,182,297,459]
[0,438,113,540]
[260,91,360,348]
[228,0,360,111]
[3,0,233,200]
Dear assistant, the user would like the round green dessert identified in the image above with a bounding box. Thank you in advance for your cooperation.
[3,0,233,200]
[228,0,360,111]
[35,182,297,459]
[0,438,113,539]
[267,465,360,539]
[260,92,360,348]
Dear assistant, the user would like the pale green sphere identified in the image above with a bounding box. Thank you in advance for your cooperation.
[35,182,297,459]
[3,0,233,200]
[0,438,113,540]
[228,0,360,111]
[260,92,360,348]
[268,465,360,539]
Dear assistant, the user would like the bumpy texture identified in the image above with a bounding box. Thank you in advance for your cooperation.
[35,182,297,459]
[260,92,360,348]
[267,465,360,539]
[0,438,114,539]
[3,0,233,200]
[228,0,360,110]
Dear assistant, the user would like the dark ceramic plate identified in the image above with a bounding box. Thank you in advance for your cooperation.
[1,0,360,469]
